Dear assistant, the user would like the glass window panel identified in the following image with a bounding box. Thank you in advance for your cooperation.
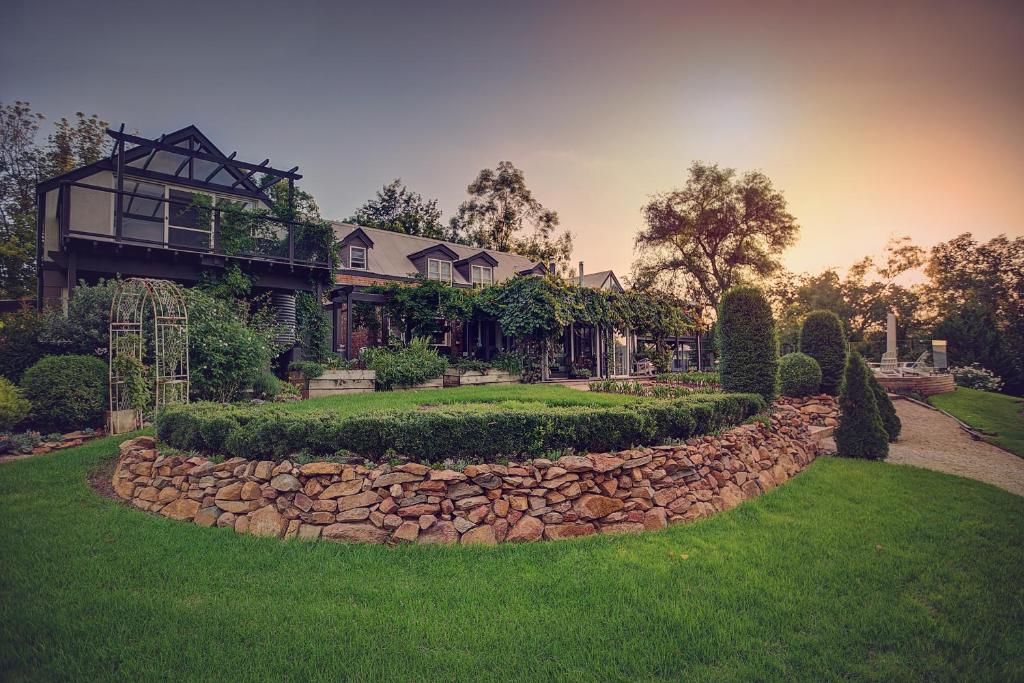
[168,189,211,231]
[428,260,439,279]
[350,246,367,269]
[168,227,211,249]
[440,261,451,283]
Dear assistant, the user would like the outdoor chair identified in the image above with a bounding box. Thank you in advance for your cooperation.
[634,359,655,376]
[901,351,932,375]
[875,351,901,377]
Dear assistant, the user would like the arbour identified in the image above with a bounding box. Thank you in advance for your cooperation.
[108,278,189,433]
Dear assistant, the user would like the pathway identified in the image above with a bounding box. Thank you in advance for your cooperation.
[884,399,1024,496]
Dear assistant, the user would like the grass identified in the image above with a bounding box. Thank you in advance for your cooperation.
[929,387,1024,457]
[282,383,643,416]
[2,436,1022,681]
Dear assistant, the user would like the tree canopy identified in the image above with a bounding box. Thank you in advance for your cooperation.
[448,161,573,273]
[0,102,109,298]
[348,179,445,239]
[632,161,798,312]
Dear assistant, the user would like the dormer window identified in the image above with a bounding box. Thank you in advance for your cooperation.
[428,258,452,284]
[471,265,493,287]
[349,245,367,270]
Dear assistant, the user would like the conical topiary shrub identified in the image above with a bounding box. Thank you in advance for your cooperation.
[716,286,778,403]
[835,351,889,459]
[799,310,848,395]
[867,371,901,442]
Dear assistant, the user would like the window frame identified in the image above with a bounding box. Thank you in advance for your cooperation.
[349,245,368,270]
[471,264,493,287]
[427,258,452,284]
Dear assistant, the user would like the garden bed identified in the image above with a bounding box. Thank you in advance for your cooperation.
[444,367,520,387]
[288,369,376,399]
[114,397,825,545]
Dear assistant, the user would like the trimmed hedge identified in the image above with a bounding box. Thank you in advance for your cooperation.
[716,287,778,402]
[778,352,822,398]
[799,310,848,395]
[156,393,766,462]
[835,352,889,459]
[867,371,901,442]
[20,355,108,433]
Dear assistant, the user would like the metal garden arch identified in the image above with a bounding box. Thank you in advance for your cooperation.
[108,278,189,433]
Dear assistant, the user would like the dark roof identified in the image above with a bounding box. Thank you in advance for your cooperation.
[580,270,624,292]
[332,222,543,287]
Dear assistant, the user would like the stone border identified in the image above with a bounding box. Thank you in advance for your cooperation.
[111,397,836,545]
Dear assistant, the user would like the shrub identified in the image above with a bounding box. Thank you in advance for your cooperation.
[288,360,326,379]
[653,371,720,389]
[0,309,47,383]
[38,278,119,357]
[362,338,448,390]
[156,393,765,462]
[716,287,778,403]
[251,371,282,400]
[950,364,1004,392]
[778,352,822,398]
[20,355,108,433]
[834,352,889,459]
[799,310,848,395]
[490,352,524,375]
[0,377,30,431]
[867,370,901,442]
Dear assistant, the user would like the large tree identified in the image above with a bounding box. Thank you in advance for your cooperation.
[0,102,108,299]
[348,178,445,239]
[632,161,798,311]
[448,161,573,273]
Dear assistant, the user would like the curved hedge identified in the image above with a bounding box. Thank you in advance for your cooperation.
[716,287,778,402]
[20,355,108,433]
[799,310,847,395]
[156,393,766,462]
[779,352,822,398]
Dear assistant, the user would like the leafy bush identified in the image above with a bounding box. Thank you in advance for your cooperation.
[867,370,901,442]
[648,348,672,373]
[20,355,108,433]
[288,360,326,379]
[490,352,524,376]
[455,358,491,373]
[156,393,765,462]
[799,310,848,395]
[187,288,284,402]
[588,379,715,399]
[251,371,282,400]
[0,309,47,383]
[0,430,42,455]
[362,338,448,390]
[835,352,889,459]
[38,278,119,357]
[950,364,1004,392]
[778,352,822,398]
[716,287,778,402]
[0,377,30,431]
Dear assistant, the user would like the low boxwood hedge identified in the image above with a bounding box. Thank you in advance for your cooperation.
[156,393,766,462]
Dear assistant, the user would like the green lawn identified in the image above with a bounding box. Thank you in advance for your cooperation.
[929,387,1024,457]
[283,382,642,415]
[2,436,1021,681]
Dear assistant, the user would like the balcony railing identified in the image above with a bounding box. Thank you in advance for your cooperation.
[57,181,331,268]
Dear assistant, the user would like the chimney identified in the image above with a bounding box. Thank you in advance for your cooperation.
[548,261,556,275]
[578,261,584,286]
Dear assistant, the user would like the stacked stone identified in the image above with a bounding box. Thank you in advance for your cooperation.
[775,394,839,427]
[113,397,828,545]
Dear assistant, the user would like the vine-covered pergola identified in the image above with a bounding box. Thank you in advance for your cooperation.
[108,278,189,432]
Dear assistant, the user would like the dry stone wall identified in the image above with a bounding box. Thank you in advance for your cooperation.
[111,397,835,545]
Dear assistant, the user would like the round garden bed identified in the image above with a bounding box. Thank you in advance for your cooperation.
[111,396,836,545]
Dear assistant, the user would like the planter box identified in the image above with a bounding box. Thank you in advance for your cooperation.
[289,369,376,398]
[443,368,521,387]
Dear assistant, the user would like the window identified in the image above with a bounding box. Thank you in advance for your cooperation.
[349,245,367,269]
[427,258,452,283]
[167,188,213,249]
[471,265,493,287]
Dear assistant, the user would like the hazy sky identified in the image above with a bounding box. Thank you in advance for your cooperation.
[2,0,1022,280]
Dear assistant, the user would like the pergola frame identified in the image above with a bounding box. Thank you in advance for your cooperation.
[109,278,189,432]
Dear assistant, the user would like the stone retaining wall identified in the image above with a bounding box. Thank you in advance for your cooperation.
[111,397,833,545]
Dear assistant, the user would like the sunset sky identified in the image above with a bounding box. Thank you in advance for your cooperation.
[2,0,1022,281]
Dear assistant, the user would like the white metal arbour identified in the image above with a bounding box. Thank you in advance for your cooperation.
[109,278,189,431]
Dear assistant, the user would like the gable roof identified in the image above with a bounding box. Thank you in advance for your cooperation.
[581,270,624,292]
[332,222,542,287]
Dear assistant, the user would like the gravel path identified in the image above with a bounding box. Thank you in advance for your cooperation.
[885,399,1024,496]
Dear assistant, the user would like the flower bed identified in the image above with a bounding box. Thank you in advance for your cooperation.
[113,397,829,545]
[155,393,766,462]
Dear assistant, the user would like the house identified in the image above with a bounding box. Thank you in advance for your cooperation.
[35,125,332,341]
[329,222,712,377]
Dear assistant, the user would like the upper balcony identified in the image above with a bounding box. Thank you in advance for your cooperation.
[44,125,332,271]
